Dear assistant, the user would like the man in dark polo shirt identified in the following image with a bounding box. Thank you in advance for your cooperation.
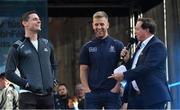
[79,11,124,109]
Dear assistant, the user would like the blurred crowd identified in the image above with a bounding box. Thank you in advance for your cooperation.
[0,71,125,110]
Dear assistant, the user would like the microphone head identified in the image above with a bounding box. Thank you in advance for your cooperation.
[126,37,138,50]
[129,37,138,45]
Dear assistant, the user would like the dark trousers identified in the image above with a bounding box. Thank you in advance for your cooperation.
[146,101,168,109]
[128,95,167,109]
[85,91,121,109]
[19,92,54,109]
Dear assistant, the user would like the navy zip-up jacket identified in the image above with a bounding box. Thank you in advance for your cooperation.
[5,37,57,94]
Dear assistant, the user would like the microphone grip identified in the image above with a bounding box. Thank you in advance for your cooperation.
[126,43,131,50]
[120,37,137,63]
[120,43,131,61]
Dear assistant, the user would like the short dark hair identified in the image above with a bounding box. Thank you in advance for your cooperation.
[20,10,37,27]
[58,83,67,88]
[137,18,157,34]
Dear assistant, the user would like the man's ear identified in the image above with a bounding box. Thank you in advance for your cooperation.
[22,21,27,27]
[146,28,150,33]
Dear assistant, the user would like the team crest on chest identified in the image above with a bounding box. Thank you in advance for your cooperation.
[89,47,97,52]
[109,45,115,52]
[44,48,48,52]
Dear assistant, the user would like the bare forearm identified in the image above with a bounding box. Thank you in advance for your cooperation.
[80,65,91,92]
[111,81,121,93]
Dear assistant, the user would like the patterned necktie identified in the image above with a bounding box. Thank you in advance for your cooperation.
[135,42,142,52]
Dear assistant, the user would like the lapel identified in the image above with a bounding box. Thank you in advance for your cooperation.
[136,36,157,65]
[130,36,157,66]
[141,36,156,54]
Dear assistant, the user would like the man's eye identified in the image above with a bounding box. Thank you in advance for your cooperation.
[100,23,104,26]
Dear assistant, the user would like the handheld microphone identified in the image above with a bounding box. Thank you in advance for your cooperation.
[120,37,138,61]
[126,37,138,50]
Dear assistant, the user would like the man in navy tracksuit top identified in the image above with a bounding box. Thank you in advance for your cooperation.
[5,10,57,109]
[79,11,124,109]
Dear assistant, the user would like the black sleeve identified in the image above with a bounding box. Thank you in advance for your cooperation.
[5,46,27,88]
[49,42,58,83]
[79,44,90,65]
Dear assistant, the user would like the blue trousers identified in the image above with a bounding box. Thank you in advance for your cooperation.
[85,90,121,109]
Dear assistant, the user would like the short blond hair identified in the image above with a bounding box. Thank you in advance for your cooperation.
[93,11,108,20]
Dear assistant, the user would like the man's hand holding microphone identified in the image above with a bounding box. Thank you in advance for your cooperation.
[120,47,130,63]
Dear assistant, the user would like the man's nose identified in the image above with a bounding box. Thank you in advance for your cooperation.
[38,19,41,23]
[97,24,102,29]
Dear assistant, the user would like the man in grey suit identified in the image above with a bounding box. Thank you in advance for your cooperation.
[109,18,171,109]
